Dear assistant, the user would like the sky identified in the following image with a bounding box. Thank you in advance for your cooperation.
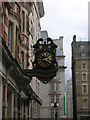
[40,0,89,83]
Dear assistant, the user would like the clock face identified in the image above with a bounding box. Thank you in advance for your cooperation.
[38,52,52,67]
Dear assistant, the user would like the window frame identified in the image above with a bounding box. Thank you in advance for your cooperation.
[82,62,86,70]
[21,10,25,33]
[56,95,59,103]
[51,95,54,104]
[80,45,85,50]
[20,51,24,69]
[51,83,54,91]
[81,52,86,57]
[51,108,54,118]
[82,84,88,94]
[83,98,88,108]
[56,82,59,91]
[82,72,87,81]
[8,20,13,51]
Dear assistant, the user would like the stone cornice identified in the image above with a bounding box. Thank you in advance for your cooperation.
[58,66,67,69]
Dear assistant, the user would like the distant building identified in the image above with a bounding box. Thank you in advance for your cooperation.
[71,35,90,120]
[88,1,90,40]
[40,31,66,119]
[66,79,73,118]
[40,30,48,40]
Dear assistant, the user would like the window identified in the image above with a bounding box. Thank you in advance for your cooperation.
[80,45,85,50]
[15,4,20,16]
[82,63,86,70]
[83,99,88,108]
[82,73,87,81]
[26,15,29,35]
[16,26,19,43]
[21,10,25,32]
[56,83,59,90]
[51,96,54,103]
[81,52,85,57]
[56,95,59,103]
[82,85,87,94]
[10,2,14,9]
[20,51,24,69]
[56,109,59,118]
[8,21,13,51]
[51,108,54,118]
[15,26,19,59]
[51,83,54,91]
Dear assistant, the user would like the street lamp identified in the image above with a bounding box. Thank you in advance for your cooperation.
[53,102,58,120]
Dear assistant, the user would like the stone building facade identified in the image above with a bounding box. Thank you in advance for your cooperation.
[71,35,90,120]
[40,31,66,119]
[0,1,44,119]
[66,79,73,118]
[28,2,44,118]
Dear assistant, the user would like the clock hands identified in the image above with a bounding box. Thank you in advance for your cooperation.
[42,58,52,63]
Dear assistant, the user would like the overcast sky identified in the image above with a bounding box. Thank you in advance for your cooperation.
[40,0,89,82]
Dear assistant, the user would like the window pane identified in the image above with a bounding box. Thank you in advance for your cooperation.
[81,52,85,57]
[56,96,59,103]
[8,21,13,51]
[16,26,19,59]
[82,73,86,81]
[21,10,25,32]
[80,45,85,50]
[82,63,86,69]
[51,108,54,118]
[56,83,59,90]
[51,83,54,90]
[83,99,88,108]
[83,85,87,94]
[56,109,59,118]
[51,96,54,103]
[20,51,24,69]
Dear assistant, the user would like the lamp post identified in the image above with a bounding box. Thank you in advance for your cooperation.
[53,102,58,120]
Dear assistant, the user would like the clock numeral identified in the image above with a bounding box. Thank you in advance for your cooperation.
[44,53,46,56]
[38,58,41,61]
[39,61,42,63]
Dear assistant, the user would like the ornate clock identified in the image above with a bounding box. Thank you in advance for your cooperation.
[24,38,58,84]
[38,52,52,67]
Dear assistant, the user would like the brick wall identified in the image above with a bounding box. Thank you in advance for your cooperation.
[1,2,9,44]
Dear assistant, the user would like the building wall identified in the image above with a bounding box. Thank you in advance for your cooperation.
[0,1,44,119]
[88,1,90,40]
[66,79,73,118]
[40,83,50,118]
[40,32,66,119]
[26,2,45,118]
[28,1,45,104]
[71,35,90,120]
